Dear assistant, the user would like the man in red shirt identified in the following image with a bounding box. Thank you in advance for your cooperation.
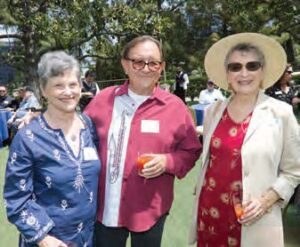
[85,35,201,247]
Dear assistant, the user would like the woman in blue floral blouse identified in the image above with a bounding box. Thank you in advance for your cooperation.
[3,51,101,247]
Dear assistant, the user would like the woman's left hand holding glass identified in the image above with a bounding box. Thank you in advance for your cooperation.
[239,189,280,225]
[140,154,167,179]
[238,196,267,225]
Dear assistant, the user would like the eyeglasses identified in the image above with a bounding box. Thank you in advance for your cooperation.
[0,90,6,93]
[126,58,162,72]
[286,70,293,74]
[227,61,262,72]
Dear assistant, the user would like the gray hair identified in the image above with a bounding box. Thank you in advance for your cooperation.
[224,43,265,69]
[37,51,81,89]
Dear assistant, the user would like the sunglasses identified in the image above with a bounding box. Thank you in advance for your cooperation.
[286,70,293,74]
[126,58,162,72]
[227,61,262,72]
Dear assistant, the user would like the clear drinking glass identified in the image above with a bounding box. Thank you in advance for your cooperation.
[231,187,244,220]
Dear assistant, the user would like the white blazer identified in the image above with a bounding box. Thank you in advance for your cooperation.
[188,90,300,247]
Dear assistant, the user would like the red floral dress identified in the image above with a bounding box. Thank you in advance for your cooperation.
[197,109,252,247]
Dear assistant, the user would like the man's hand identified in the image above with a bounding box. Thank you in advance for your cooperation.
[140,154,167,179]
[18,111,40,129]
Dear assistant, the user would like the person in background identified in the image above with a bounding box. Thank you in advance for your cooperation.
[11,87,26,110]
[85,35,201,247]
[188,33,300,247]
[79,70,100,111]
[265,64,300,218]
[265,63,300,106]
[7,86,40,134]
[198,80,225,105]
[3,51,101,247]
[0,85,14,109]
[174,66,189,104]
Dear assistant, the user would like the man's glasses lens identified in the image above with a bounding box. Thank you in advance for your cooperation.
[227,61,262,72]
[128,59,162,71]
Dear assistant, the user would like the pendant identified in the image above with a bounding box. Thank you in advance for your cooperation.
[70,134,77,142]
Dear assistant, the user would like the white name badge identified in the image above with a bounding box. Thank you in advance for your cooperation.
[275,91,283,95]
[141,120,160,133]
[83,147,98,161]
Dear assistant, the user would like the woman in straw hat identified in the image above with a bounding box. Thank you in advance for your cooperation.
[188,33,300,247]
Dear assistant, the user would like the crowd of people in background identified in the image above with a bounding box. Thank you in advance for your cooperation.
[1,33,300,247]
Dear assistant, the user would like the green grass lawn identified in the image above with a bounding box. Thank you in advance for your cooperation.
[1,147,299,246]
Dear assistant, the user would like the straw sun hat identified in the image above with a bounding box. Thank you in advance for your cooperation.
[204,32,287,90]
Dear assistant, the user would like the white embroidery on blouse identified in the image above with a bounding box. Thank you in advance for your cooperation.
[10,152,17,165]
[53,149,61,161]
[73,167,84,193]
[26,213,41,230]
[77,222,83,232]
[45,176,52,188]
[21,210,28,223]
[25,221,53,243]
[61,200,68,210]
[83,242,88,247]
[39,115,86,193]
[89,191,93,203]
[19,179,26,191]
[32,193,37,202]
[26,129,34,141]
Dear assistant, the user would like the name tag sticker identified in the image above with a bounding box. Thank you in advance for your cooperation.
[141,120,160,133]
[275,91,282,95]
[83,147,98,161]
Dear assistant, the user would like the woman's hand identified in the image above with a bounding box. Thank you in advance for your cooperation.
[38,235,68,247]
[239,189,280,225]
[238,197,267,225]
[140,154,167,179]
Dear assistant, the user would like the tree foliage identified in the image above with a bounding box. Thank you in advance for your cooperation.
[0,0,299,88]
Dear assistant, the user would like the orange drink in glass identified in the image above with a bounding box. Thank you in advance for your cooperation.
[136,155,153,172]
[231,188,244,220]
[234,203,244,220]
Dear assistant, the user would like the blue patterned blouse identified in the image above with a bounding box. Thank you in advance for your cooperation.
[3,114,101,247]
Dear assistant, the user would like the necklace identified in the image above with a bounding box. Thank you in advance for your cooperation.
[70,134,77,142]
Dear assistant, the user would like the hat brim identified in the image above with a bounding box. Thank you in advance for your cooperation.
[204,33,287,90]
